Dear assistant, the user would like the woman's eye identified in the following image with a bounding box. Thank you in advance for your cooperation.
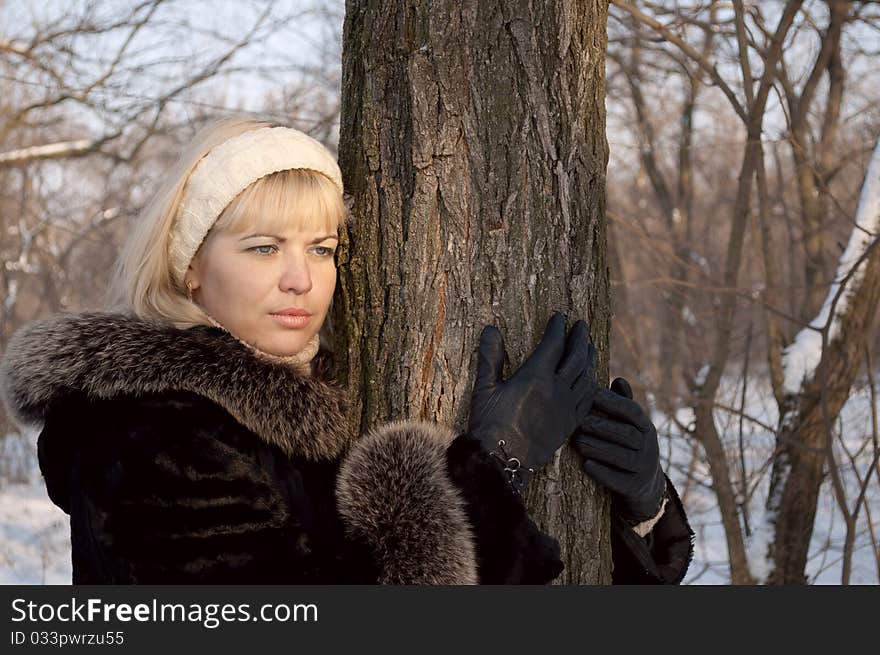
[312,246,336,257]
[249,245,277,255]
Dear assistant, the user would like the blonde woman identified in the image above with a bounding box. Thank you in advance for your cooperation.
[0,117,692,584]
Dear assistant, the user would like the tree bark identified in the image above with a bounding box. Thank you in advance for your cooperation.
[337,0,612,583]
[764,138,880,585]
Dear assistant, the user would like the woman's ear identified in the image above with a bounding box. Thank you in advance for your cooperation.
[184,265,201,293]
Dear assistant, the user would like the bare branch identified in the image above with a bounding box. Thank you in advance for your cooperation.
[611,0,748,122]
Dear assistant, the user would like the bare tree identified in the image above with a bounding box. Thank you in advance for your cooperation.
[608,0,880,584]
[338,0,613,583]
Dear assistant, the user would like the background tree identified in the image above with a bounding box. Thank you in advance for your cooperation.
[607,0,880,584]
[337,0,613,583]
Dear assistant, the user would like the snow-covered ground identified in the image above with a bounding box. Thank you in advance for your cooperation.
[0,430,70,584]
[1,376,877,585]
[655,375,880,585]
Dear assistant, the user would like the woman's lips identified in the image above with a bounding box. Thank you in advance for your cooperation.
[270,313,312,328]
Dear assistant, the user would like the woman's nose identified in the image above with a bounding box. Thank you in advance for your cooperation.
[279,255,312,293]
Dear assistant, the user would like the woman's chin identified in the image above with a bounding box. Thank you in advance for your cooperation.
[259,333,312,357]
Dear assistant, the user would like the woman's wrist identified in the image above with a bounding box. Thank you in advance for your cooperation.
[630,493,669,538]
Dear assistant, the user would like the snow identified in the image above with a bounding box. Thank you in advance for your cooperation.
[681,305,697,327]
[746,450,789,584]
[0,432,70,584]
[781,137,880,398]
[688,250,711,276]
[745,513,776,582]
[652,374,879,585]
[694,363,710,387]
[0,479,71,584]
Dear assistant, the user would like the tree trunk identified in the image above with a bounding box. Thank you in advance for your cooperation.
[765,303,880,584]
[763,138,880,584]
[337,0,612,583]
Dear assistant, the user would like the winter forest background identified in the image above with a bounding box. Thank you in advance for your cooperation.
[1,0,878,584]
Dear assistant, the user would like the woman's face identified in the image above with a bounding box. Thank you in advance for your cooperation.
[186,223,338,357]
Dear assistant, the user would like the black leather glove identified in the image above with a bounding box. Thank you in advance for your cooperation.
[467,312,598,493]
[572,377,666,524]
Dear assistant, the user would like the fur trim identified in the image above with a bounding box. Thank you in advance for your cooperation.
[0,312,353,461]
[335,420,478,585]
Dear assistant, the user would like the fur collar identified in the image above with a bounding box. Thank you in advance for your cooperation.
[0,312,354,461]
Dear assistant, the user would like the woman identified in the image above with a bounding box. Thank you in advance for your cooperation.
[0,117,692,584]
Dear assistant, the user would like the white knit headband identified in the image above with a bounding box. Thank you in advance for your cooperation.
[168,126,344,286]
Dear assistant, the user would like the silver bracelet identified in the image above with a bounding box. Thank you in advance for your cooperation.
[489,439,535,494]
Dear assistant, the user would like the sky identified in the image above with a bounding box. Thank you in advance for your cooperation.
[0,0,344,137]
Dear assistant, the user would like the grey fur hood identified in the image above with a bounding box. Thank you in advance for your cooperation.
[0,312,354,461]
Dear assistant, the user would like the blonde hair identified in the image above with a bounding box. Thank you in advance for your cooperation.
[107,117,346,329]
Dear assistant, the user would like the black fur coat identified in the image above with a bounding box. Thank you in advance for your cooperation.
[0,313,693,584]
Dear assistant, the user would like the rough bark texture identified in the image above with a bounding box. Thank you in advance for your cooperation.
[337,0,612,584]
[765,178,880,585]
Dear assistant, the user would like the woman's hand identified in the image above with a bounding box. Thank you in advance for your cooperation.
[572,377,666,524]
[466,312,598,492]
